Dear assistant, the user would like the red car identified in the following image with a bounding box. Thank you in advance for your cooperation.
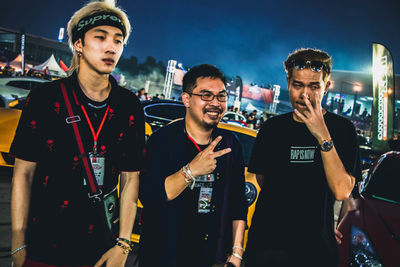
[338,151,400,267]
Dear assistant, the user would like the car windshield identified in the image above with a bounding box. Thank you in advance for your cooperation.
[364,155,400,204]
[6,80,43,91]
[231,132,255,166]
[144,103,185,121]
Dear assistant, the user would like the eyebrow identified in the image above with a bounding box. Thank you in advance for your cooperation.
[199,89,227,94]
[292,80,321,85]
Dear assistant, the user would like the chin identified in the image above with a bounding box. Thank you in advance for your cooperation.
[203,120,219,130]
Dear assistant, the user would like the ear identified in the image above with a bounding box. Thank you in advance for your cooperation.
[181,92,190,108]
[74,38,83,53]
[324,80,331,95]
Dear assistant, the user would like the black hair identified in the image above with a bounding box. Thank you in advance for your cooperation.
[182,64,226,93]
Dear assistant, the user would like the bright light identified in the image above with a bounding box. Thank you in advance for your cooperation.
[353,85,361,92]
[388,88,393,95]
[367,97,373,101]
[372,59,388,79]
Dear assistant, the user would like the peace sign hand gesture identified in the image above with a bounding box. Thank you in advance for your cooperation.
[189,136,231,177]
[294,92,331,143]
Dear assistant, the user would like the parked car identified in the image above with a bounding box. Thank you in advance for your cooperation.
[222,111,248,127]
[337,151,400,267]
[0,77,48,107]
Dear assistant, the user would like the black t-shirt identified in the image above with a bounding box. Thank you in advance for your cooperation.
[177,138,216,267]
[246,112,361,264]
[10,72,145,265]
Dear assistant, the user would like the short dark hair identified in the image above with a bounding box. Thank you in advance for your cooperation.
[182,64,226,93]
[284,48,332,81]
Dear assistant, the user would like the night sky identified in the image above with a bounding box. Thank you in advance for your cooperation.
[2,0,399,87]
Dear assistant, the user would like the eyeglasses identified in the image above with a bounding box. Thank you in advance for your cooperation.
[291,59,330,74]
[189,92,228,102]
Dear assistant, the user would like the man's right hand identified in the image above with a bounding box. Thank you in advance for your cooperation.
[189,136,231,177]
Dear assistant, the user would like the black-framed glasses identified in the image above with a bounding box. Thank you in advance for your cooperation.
[291,59,330,74]
[189,92,228,102]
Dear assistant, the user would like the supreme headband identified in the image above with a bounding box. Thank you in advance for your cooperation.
[72,12,126,43]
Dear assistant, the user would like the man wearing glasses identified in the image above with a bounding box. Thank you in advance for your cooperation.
[245,48,361,267]
[139,64,248,267]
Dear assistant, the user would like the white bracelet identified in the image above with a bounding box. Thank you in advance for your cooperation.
[232,245,244,251]
[11,245,27,255]
[183,164,197,190]
[232,252,243,260]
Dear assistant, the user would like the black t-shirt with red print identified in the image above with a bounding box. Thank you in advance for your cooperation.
[10,72,145,265]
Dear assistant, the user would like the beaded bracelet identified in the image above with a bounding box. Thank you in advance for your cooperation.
[116,237,133,248]
[11,245,27,256]
[232,245,244,251]
[116,241,132,255]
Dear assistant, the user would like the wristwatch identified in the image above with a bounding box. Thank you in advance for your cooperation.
[320,139,334,152]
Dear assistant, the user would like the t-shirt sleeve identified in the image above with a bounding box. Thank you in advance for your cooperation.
[117,95,145,171]
[9,88,45,162]
[247,121,270,175]
[334,119,362,196]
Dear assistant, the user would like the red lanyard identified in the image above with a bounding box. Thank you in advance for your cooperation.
[186,133,202,152]
[81,105,110,153]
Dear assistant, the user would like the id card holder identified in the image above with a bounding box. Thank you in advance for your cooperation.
[87,152,105,186]
[198,187,213,213]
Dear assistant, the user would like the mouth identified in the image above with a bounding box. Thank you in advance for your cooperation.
[204,108,223,120]
[102,58,115,65]
[296,101,306,107]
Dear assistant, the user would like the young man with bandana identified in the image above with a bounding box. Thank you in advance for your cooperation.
[245,48,361,267]
[139,64,248,267]
[10,1,144,266]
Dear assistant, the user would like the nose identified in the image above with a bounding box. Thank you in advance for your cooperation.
[301,87,312,98]
[105,38,117,54]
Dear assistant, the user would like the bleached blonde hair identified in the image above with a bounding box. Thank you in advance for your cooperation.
[67,0,132,74]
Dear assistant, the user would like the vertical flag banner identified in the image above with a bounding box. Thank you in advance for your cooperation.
[20,30,25,73]
[371,43,394,152]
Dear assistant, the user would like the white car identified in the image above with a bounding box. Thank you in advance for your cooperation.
[222,111,248,127]
[0,77,48,107]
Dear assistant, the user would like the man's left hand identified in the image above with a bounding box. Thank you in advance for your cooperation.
[294,92,331,143]
[94,246,128,267]
[226,255,241,267]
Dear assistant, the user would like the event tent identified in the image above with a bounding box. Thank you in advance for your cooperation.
[33,54,67,77]
[0,54,33,72]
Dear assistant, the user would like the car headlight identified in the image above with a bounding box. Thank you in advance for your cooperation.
[245,182,257,206]
[350,225,382,267]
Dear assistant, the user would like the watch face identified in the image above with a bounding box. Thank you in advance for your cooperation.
[321,140,333,151]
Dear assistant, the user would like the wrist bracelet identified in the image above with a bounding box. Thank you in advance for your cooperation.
[232,252,243,260]
[181,167,192,184]
[182,164,197,190]
[232,245,244,251]
[11,245,27,256]
[116,237,133,248]
[116,241,132,255]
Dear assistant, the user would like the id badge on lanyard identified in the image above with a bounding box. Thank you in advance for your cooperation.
[198,187,213,213]
[89,152,105,186]
[80,103,110,187]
